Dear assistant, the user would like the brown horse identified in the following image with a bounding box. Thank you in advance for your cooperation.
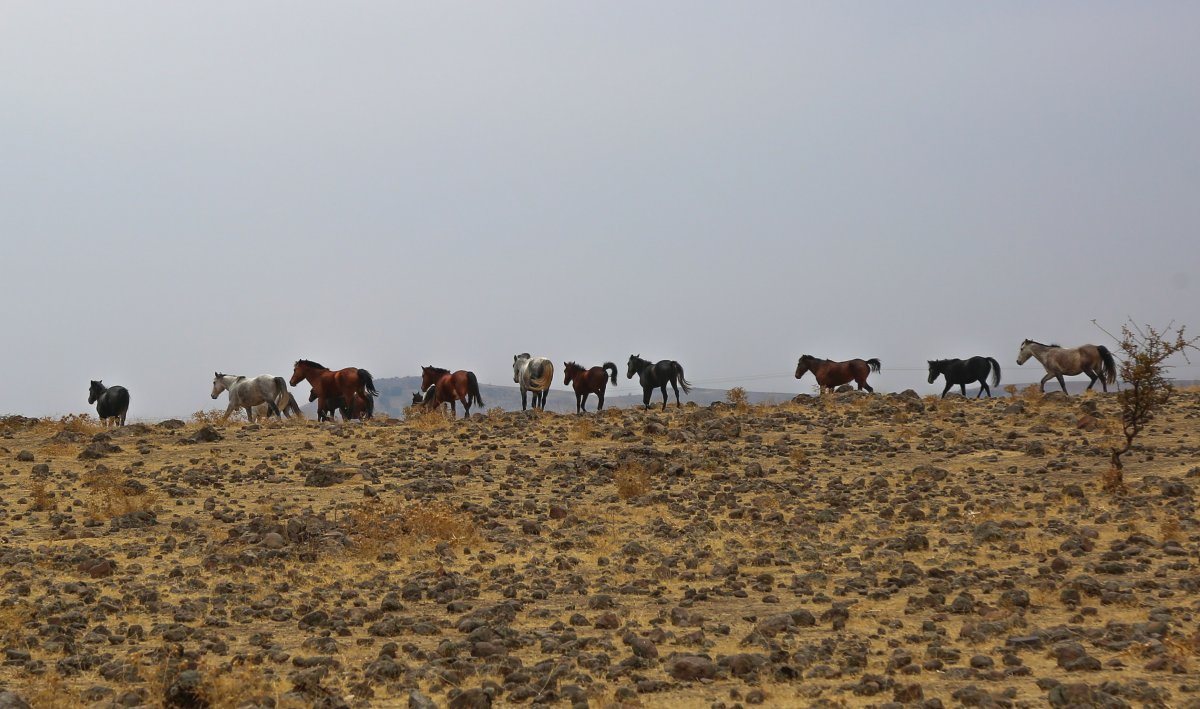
[419,366,484,418]
[290,359,378,419]
[795,355,882,393]
[563,361,618,414]
[1016,339,1117,393]
[309,388,373,421]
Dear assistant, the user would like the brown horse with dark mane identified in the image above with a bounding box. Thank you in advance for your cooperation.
[563,361,618,414]
[290,359,378,419]
[795,354,882,393]
[419,366,484,418]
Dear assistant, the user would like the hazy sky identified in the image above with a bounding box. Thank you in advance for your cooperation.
[3,3,1198,417]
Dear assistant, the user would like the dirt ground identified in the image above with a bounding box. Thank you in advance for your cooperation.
[1,389,1199,708]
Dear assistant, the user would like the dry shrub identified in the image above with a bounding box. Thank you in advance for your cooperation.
[23,673,75,709]
[0,601,32,646]
[345,499,477,556]
[406,405,450,431]
[199,659,289,709]
[726,387,749,409]
[55,413,103,434]
[615,462,651,499]
[191,409,226,425]
[569,418,595,441]
[29,479,55,511]
[789,448,810,470]
[84,468,159,520]
[1019,385,1044,408]
[1160,516,1185,542]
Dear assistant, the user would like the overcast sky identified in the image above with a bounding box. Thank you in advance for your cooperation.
[3,3,1198,418]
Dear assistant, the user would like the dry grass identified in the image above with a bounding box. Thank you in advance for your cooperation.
[190,409,227,425]
[199,659,291,709]
[726,387,749,409]
[405,405,451,431]
[569,417,596,441]
[0,601,32,646]
[22,673,75,709]
[29,479,55,511]
[1160,516,1185,542]
[83,468,160,520]
[615,462,651,499]
[344,499,477,556]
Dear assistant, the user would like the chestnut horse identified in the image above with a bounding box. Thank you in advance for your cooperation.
[563,361,618,414]
[1016,339,1116,393]
[420,366,484,418]
[290,359,378,419]
[309,388,372,421]
[795,355,882,393]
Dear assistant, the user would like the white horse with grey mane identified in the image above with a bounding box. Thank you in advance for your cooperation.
[513,353,554,411]
[210,373,294,421]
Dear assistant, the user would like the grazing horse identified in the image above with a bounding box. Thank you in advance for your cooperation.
[795,355,881,393]
[927,357,1002,399]
[88,380,130,426]
[420,366,484,418]
[513,354,554,411]
[310,388,371,421]
[290,359,378,419]
[211,373,290,421]
[563,361,618,414]
[1016,339,1117,393]
[626,354,692,410]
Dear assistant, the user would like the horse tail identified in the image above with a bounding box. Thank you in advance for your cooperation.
[358,369,379,397]
[1097,345,1117,385]
[272,377,290,408]
[987,357,1002,387]
[531,362,554,392]
[866,358,882,373]
[467,372,485,408]
[674,362,693,394]
[603,362,618,386]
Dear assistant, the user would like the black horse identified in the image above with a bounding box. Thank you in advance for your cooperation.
[88,380,130,426]
[927,356,1001,398]
[627,354,692,410]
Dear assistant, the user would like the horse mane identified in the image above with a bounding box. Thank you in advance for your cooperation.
[563,361,581,371]
[295,359,327,370]
[1024,339,1059,349]
[424,365,450,377]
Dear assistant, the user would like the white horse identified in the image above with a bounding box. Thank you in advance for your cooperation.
[513,353,554,411]
[210,373,292,421]
[1016,339,1117,394]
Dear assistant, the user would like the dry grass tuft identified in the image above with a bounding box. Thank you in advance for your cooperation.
[29,479,56,511]
[84,468,159,520]
[405,405,451,431]
[345,499,477,556]
[0,601,32,646]
[726,387,749,409]
[191,409,227,425]
[615,462,651,499]
[198,659,289,709]
[1160,516,1185,542]
[23,673,76,709]
[569,417,596,441]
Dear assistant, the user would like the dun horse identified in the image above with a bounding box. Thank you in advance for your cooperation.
[513,354,554,411]
[1016,339,1116,393]
[88,380,130,426]
[290,360,378,419]
[211,373,290,421]
[626,355,692,410]
[563,361,618,414]
[420,366,484,418]
[795,355,881,393]
[927,357,1001,398]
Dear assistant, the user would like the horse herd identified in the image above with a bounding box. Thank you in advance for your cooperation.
[83,339,1119,426]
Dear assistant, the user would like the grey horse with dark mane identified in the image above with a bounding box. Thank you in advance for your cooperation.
[211,373,292,421]
[1016,339,1116,393]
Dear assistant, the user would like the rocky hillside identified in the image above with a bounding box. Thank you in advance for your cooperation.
[1,389,1198,707]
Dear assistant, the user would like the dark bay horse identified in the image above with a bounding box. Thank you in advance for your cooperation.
[927,356,1001,398]
[88,380,130,426]
[795,355,881,393]
[420,366,484,418]
[563,361,618,414]
[1016,339,1117,393]
[290,360,378,419]
[627,355,692,410]
[310,388,372,421]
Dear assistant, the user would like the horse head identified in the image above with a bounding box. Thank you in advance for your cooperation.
[927,361,940,384]
[1016,340,1035,365]
[562,362,580,386]
[626,354,643,380]
[88,380,104,404]
[211,372,227,399]
[794,356,812,380]
[513,354,531,383]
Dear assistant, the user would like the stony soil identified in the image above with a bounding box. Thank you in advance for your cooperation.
[1,390,1199,708]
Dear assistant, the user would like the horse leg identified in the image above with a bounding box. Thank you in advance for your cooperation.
[978,380,990,398]
[578,393,586,414]
[860,377,874,393]
[642,386,652,409]
[597,391,604,411]
[520,388,528,411]
[244,406,255,422]
[959,383,967,397]
[449,400,458,418]
[1056,374,1068,394]
[1039,373,1054,392]
[660,384,669,411]
[941,382,952,399]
